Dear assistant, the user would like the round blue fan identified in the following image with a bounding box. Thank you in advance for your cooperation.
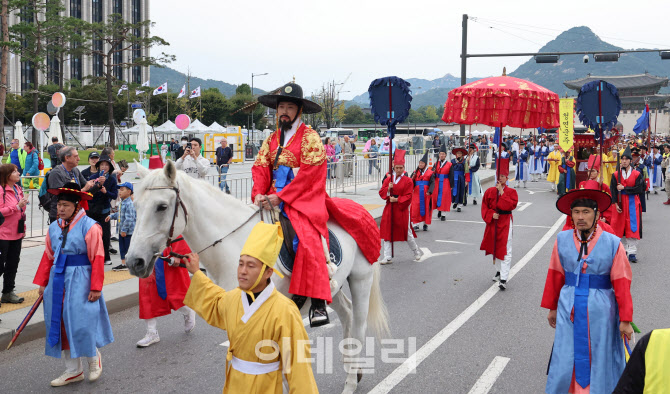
[368,76,412,138]
[575,80,622,140]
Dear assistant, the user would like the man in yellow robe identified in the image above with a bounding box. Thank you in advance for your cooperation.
[547,142,562,191]
[183,222,319,393]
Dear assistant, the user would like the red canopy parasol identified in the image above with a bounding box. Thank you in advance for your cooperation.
[441,73,560,129]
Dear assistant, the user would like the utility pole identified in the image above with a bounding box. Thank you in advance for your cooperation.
[460,14,468,144]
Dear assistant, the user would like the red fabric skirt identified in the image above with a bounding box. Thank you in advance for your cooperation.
[138,258,191,320]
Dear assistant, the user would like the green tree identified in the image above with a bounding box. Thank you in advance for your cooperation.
[423,105,439,123]
[236,83,251,96]
[343,105,367,124]
[84,13,175,147]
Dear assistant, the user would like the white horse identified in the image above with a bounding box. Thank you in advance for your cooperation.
[125,161,390,394]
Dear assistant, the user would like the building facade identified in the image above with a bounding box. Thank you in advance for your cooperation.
[5,0,150,95]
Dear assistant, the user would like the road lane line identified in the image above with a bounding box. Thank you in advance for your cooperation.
[443,219,549,229]
[514,224,550,229]
[517,202,532,212]
[435,240,474,245]
[368,215,564,394]
[467,356,511,394]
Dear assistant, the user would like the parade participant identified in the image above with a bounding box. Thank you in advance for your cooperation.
[379,150,422,263]
[451,147,468,212]
[136,237,196,347]
[562,156,616,233]
[547,142,562,191]
[33,182,114,387]
[610,147,645,263]
[432,144,452,221]
[514,140,529,188]
[253,82,380,327]
[613,328,670,393]
[182,222,318,393]
[557,148,576,196]
[650,145,663,193]
[631,148,648,213]
[601,145,617,188]
[663,145,670,205]
[540,140,550,177]
[541,189,633,394]
[480,158,518,290]
[529,139,544,182]
[410,152,435,231]
[466,144,482,205]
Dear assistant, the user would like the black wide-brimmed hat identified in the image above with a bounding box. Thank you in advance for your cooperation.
[556,189,612,215]
[452,147,467,156]
[48,182,93,201]
[257,83,322,114]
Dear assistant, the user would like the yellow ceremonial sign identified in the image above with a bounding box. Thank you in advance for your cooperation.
[559,98,574,152]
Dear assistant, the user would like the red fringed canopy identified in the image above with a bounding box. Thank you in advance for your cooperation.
[442,75,560,129]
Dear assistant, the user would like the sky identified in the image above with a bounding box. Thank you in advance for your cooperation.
[151,0,670,100]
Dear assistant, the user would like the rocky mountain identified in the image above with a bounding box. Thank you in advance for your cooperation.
[349,26,670,108]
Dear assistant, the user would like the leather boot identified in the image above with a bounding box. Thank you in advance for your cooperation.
[291,294,307,310]
[309,298,329,327]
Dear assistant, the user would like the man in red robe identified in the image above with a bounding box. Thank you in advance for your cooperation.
[410,152,435,231]
[379,150,422,264]
[609,147,645,263]
[480,158,518,290]
[432,144,452,221]
[252,83,379,327]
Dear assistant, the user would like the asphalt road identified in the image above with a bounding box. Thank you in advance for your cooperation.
[2,179,669,394]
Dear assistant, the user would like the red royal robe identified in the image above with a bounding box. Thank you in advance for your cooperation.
[432,159,452,212]
[609,169,644,240]
[379,174,414,242]
[252,123,379,303]
[410,167,435,225]
[139,238,192,320]
[480,185,518,260]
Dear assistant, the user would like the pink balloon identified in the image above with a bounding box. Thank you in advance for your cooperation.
[32,112,51,131]
[175,114,191,130]
[52,92,66,108]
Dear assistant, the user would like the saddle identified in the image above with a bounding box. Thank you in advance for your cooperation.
[277,213,343,274]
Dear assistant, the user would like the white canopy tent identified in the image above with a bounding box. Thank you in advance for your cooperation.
[209,121,226,132]
[154,120,181,134]
[185,119,212,134]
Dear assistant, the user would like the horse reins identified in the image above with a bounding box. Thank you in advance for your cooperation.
[144,184,269,260]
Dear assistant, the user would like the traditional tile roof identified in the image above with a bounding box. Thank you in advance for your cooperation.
[564,73,669,91]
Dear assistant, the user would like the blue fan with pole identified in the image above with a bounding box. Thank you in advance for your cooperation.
[368,76,412,258]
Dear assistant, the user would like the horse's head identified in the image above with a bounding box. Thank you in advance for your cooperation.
[126,160,188,278]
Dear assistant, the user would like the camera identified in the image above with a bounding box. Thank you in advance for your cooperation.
[583,55,589,64]
[186,142,192,149]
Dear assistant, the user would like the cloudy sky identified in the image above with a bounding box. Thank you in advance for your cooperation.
[152,0,670,100]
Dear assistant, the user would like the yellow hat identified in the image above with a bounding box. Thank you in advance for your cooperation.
[240,222,285,297]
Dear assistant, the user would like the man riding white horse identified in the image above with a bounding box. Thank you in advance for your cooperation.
[252,82,380,327]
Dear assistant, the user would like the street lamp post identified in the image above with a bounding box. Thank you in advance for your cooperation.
[251,72,269,145]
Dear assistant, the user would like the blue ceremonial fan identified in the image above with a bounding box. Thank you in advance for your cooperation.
[368,76,412,139]
[575,80,622,140]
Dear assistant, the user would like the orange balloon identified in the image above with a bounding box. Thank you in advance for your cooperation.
[32,112,51,131]
[52,92,66,108]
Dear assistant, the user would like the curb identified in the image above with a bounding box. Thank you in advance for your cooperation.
[0,289,140,351]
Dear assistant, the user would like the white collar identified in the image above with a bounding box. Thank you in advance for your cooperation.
[393,173,404,184]
[240,281,275,323]
[621,166,632,180]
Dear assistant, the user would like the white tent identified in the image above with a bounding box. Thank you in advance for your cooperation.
[185,119,212,134]
[123,124,140,134]
[136,119,150,159]
[154,120,180,134]
[209,121,226,132]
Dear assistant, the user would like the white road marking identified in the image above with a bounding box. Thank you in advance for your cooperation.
[514,224,550,229]
[220,307,338,348]
[435,240,473,245]
[444,219,549,229]
[368,215,564,394]
[467,356,511,394]
[445,219,487,225]
[418,247,460,262]
[516,202,532,212]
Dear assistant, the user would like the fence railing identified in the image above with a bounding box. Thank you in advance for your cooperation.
[20,147,496,238]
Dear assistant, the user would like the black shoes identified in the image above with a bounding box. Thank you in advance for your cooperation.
[473,199,477,205]
[413,225,420,231]
[441,216,446,221]
[499,280,507,291]
[452,203,458,209]
[309,299,330,327]
[291,294,307,310]
[423,224,428,231]
[457,207,462,212]
[109,248,118,255]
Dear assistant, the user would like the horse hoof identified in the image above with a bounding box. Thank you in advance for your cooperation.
[357,370,363,382]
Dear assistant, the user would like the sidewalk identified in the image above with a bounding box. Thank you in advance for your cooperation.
[0,164,512,350]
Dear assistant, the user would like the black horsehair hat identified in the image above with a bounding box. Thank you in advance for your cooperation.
[257,83,322,114]
[420,151,429,164]
[556,189,611,215]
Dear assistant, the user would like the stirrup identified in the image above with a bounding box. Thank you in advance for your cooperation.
[309,302,330,328]
[291,294,307,310]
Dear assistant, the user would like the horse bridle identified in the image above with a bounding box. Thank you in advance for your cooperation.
[144,184,264,260]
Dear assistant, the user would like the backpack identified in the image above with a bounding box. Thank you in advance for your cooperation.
[37,151,44,171]
[38,170,52,211]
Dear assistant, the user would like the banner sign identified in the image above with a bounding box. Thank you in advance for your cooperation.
[559,98,574,152]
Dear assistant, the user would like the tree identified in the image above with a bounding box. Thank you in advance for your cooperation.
[314,81,344,129]
[85,13,174,147]
[423,105,439,123]
[0,0,13,138]
[343,105,367,124]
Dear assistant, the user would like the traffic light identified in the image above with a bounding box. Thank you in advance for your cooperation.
[534,55,560,64]
[594,53,620,62]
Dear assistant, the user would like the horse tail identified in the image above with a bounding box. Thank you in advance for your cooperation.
[367,261,390,340]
